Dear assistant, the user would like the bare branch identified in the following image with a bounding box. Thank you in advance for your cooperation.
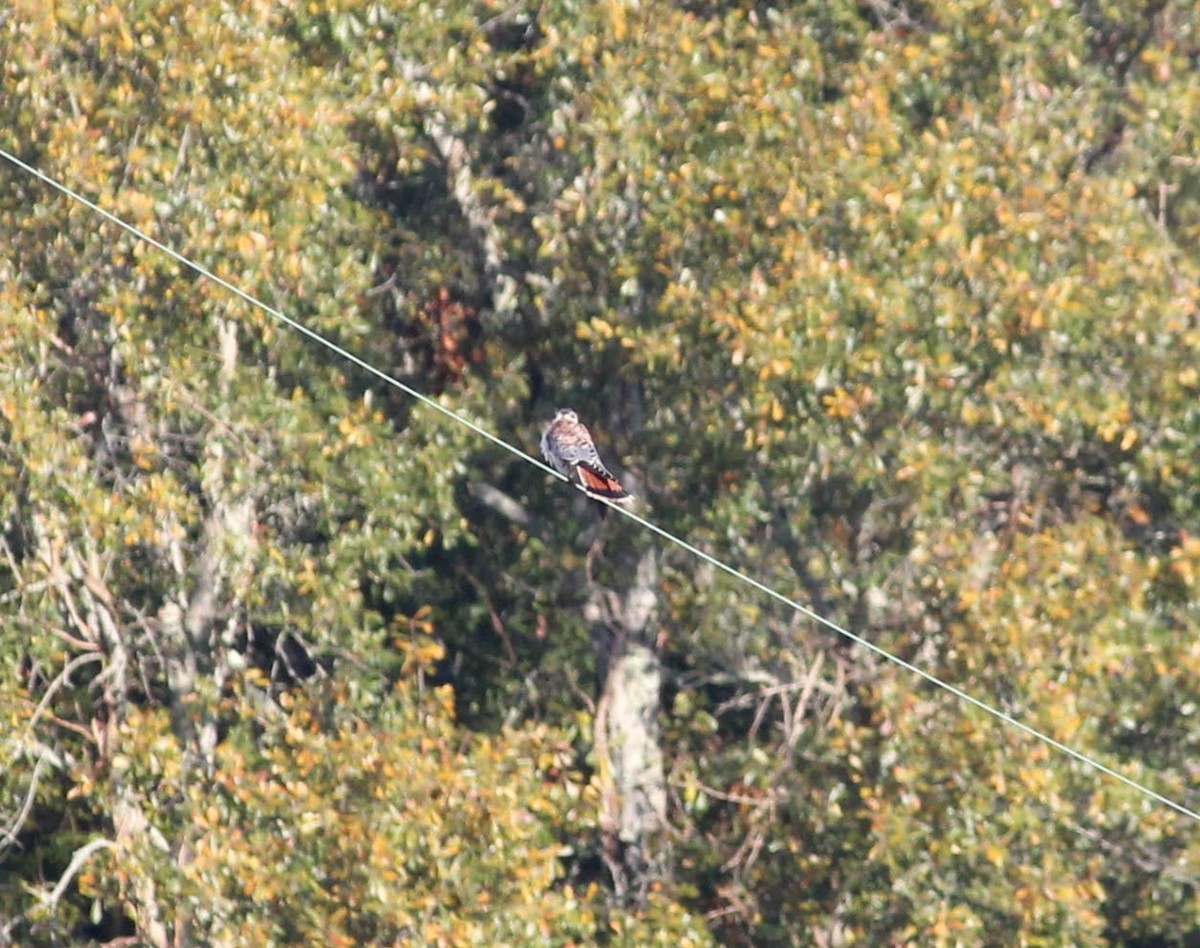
[669,777,780,809]
[18,651,104,749]
[397,57,519,318]
[43,837,118,908]
[0,834,132,944]
[460,566,519,664]
[0,751,52,853]
[466,482,532,528]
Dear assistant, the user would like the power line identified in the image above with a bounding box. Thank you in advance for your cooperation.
[4,145,1198,824]
[0,148,570,487]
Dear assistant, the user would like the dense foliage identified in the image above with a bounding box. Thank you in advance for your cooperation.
[3,1,1199,943]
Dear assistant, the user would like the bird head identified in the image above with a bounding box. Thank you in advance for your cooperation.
[554,408,579,423]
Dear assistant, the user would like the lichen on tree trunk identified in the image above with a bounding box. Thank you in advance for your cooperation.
[587,544,667,901]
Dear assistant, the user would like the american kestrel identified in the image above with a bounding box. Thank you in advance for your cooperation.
[541,409,633,506]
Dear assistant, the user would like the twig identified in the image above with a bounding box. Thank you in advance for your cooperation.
[19,652,104,748]
[0,752,51,852]
[0,836,120,940]
[460,567,519,664]
[364,271,398,297]
[786,651,826,752]
[668,777,779,808]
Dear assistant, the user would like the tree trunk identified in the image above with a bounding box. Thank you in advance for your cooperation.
[587,543,667,901]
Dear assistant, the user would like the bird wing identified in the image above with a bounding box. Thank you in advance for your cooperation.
[543,417,600,467]
[539,426,566,473]
[554,428,606,468]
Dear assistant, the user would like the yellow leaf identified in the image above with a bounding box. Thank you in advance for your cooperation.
[589,316,615,338]
[608,0,627,40]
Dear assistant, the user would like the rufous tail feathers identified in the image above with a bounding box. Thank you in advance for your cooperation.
[576,463,633,504]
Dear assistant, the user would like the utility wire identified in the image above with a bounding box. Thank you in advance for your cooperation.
[4,145,1198,824]
[0,148,570,487]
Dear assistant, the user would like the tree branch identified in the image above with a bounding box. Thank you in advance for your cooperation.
[397,57,519,318]
[0,751,52,853]
[44,837,118,908]
[18,652,103,747]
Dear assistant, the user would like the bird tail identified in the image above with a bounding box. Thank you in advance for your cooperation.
[576,462,633,504]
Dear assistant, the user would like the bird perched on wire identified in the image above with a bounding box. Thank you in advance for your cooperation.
[541,408,634,510]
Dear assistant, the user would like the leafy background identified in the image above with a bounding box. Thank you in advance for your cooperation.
[2,0,1199,944]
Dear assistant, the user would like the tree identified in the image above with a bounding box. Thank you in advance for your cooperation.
[3,0,1200,944]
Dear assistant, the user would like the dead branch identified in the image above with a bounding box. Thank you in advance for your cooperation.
[18,651,104,749]
[0,751,52,853]
[396,57,519,318]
